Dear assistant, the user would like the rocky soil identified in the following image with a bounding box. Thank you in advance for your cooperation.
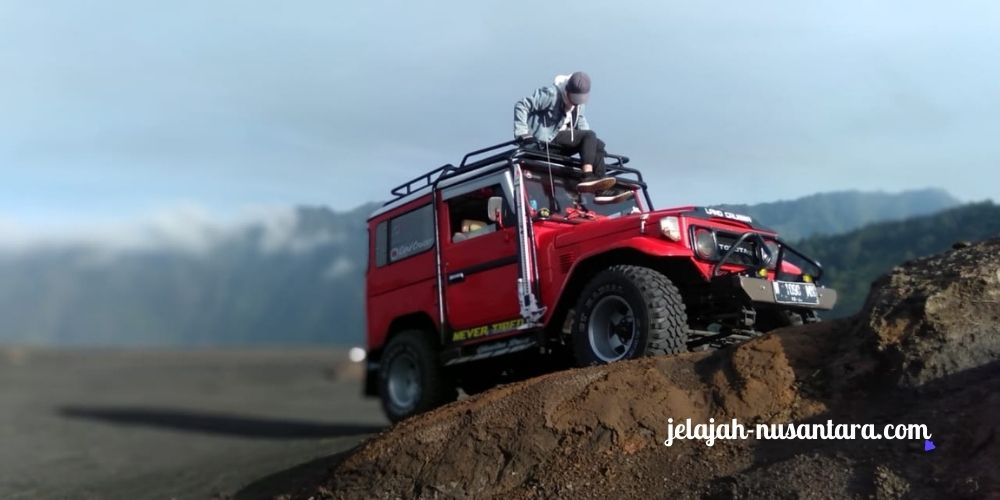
[272,238,1000,499]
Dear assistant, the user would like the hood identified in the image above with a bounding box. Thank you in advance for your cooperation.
[548,206,776,249]
[551,213,645,249]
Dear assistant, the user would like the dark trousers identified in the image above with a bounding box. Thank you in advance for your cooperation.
[551,129,606,177]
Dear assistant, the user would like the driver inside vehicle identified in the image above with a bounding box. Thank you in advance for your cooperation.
[448,186,509,243]
[524,170,638,220]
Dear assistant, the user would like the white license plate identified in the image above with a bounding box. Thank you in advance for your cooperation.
[772,281,819,305]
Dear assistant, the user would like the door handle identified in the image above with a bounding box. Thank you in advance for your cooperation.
[448,272,465,283]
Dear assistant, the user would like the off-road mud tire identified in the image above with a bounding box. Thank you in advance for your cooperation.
[378,329,456,423]
[572,265,689,366]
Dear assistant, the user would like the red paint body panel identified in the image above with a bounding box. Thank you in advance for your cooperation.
[366,195,787,352]
[365,195,440,351]
[552,215,644,248]
[440,206,520,330]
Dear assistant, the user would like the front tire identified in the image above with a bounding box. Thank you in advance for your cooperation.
[571,265,689,366]
[378,330,456,423]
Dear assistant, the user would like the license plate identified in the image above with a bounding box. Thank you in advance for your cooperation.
[772,281,819,305]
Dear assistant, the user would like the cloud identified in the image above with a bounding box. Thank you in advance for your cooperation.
[0,209,213,258]
[323,256,356,280]
[135,204,228,255]
[255,208,346,255]
[0,203,346,258]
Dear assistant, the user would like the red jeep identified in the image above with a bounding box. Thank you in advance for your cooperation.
[365,140,837,421]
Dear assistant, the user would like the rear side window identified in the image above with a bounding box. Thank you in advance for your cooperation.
[374,222,388,267]
[374,204,435,267]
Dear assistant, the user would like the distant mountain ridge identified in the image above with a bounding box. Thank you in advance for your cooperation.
[0,190,975,346]
[719,188,960,240]
[797,201,1000,317]
[0,203,378,346]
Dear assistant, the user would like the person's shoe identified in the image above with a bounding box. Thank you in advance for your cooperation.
[577,175,616,193]
[594,189,634,204]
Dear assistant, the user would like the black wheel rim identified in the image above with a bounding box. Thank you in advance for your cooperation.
[587,295,637,362]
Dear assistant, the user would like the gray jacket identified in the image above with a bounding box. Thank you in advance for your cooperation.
[513,75,590,143]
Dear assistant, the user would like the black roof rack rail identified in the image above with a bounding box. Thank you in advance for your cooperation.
[385,140,642,205]
[389,163,458,200]
[513,149,640,180]
[605,152,631,166]
[460,139,519,168]
[460,139,631,170]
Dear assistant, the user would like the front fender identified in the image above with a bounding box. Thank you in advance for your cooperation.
[540,236,697,328]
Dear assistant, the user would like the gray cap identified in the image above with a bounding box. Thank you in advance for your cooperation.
[566,71,590,105]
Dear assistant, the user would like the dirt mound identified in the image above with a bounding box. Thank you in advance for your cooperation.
[321,333,818,499]
[854,238,1000,387]
[284,238,1000,499]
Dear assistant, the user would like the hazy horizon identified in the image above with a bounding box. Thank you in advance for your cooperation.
[0,187,962,252]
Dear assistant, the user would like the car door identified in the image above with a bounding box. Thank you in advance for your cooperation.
[440,176,521,342]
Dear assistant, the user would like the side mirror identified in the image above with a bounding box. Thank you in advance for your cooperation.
[487,196,504,227]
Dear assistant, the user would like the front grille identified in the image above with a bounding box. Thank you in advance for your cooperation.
[714,232,762,266]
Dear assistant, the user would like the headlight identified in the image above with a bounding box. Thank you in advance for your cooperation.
[659,217,681,241]
[693,228,717,259]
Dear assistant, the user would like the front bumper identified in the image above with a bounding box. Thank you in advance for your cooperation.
[736,276,838,311]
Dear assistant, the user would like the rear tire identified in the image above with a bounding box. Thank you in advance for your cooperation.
[571,265,689,366]
[378,329,456,423]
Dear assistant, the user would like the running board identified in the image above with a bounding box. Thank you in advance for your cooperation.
[443,336,537,366]
[686,328,761,349]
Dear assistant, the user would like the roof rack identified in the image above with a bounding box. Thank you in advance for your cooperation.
[461,139,519,168]
[384,139,642,205]
[389,163,459,199]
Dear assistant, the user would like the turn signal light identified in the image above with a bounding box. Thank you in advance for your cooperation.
[659,217,681,241]
[757,268,768,278]
[802,274,814,283]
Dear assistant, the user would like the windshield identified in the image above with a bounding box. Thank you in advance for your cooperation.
[523,170,640,219]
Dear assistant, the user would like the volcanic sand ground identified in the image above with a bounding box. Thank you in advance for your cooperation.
[279,238,1000,499]
[0,348,385,500]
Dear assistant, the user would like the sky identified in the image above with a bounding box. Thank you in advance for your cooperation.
[1,0,999,230]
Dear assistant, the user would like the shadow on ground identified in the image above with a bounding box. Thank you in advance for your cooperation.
[58,406,384,439]
[234,450,355,500]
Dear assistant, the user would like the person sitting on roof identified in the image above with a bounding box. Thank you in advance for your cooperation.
[514,71,632,204]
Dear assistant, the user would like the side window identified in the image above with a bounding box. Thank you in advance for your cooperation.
[374,204,435,267]
[447,184,511,243]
